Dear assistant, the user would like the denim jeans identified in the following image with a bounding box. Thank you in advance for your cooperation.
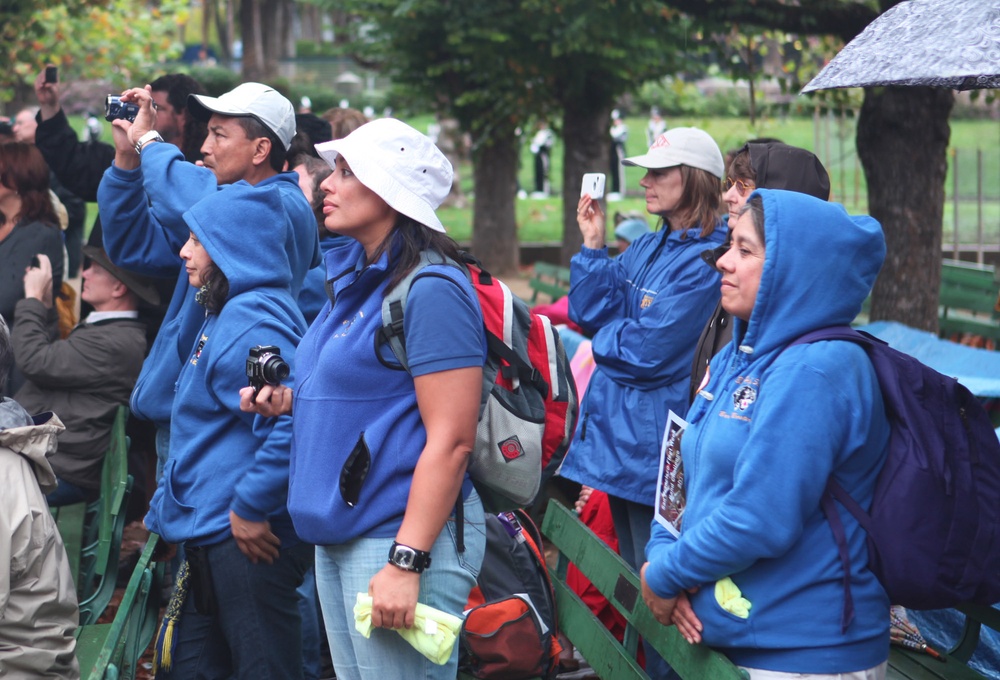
[314,491,486,680]
[158,537,313,680]
[46,476,97,507]
[298,566,323,680]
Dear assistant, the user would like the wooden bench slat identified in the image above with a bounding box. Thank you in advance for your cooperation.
[541,501,747,680]
[551,577,649,679]
[888,646,987,680]
[78,533,160,680]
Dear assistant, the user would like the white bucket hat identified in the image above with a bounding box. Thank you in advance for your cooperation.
[623,127,725,179]
[188,82,296,150]
[314,118,453,233]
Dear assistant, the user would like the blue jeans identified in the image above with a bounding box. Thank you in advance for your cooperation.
[314,491,486,680]
[298,566,323,680]
[607,495,675,680]
[158,538,313,680]
[46,476,98,507]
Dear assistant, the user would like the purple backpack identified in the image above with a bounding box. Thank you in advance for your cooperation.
[789,326,1000,622]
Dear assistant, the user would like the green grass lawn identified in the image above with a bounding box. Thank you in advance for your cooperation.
[75,113,1000,248]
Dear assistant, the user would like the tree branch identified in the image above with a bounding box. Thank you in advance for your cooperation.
[661,0,879,43]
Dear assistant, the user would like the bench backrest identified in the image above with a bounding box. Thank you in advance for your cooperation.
[530,262,572,303]
[939,260,1000,340]
[78,533,162,680]
[541,501,747,680]
[77,405,133,626]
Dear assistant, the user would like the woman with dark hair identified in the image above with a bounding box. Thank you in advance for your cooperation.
[242,118,486,679]
[0,143,63,332]
[562,127,726,678]
[145,183,313,679]
[642,191,890,679]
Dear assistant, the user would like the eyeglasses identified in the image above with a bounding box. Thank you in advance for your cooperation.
[724,177,754,196]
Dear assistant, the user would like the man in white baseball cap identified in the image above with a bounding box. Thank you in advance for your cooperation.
[95,82,319,678]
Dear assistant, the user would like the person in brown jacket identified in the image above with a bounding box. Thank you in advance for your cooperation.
[12,247,157,505]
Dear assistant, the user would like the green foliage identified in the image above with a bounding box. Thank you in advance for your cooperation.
[184,65,242,97]
[0,0,185,102]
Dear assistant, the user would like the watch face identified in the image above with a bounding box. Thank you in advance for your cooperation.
[392,546,415,569]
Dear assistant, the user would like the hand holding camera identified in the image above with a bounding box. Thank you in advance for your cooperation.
[242,345,294,417]
[247,345,290,397]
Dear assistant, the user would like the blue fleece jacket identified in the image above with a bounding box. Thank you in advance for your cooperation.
[144,183,307,547]
[561,224,725,504]
[288,239,485,545]
[97,142,320,428]
[297,235,353,325]
[645,190,891,673]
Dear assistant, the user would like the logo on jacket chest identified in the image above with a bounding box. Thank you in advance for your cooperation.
[332,310,365,339]
[719,375,759,422]
[190,334,208,366]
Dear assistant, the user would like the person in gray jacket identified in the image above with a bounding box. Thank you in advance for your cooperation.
[0,314,80,679]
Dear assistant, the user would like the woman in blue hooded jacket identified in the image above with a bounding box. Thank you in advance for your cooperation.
[641,190,891,678]
[145,183,313,679]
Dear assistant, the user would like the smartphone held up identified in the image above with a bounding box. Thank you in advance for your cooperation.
[581,173,606,200]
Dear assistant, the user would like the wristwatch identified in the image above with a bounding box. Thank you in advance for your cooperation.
[388,542,431,573]
[134,130,163,155]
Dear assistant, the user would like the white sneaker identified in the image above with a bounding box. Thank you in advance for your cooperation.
[530,191,548,199]
[607,192,622,202]
[517,190,528,199]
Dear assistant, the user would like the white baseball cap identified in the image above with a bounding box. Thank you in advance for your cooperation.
[188,82,296,150]
[623,127,725,179]
[314,118,453,233]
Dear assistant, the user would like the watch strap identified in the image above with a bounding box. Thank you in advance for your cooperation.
[388,541,432,573]
[134,130,163,155]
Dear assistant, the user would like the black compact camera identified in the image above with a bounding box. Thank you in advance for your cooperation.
[246,345,290,397]
[105,95,140,123]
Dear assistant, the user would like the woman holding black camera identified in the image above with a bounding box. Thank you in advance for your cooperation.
[144,183,313,679]
[243,118,487,680]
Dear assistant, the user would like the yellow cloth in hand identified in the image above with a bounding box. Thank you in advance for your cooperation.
[353,593,464,665]
[715,577,752,618]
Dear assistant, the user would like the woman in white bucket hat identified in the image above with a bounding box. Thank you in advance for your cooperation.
[243,118,487,679]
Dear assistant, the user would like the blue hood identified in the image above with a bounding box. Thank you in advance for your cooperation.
[182,181,292,297]
[733,189,885,355]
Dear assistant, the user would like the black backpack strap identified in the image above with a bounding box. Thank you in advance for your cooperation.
[788,326,884,633]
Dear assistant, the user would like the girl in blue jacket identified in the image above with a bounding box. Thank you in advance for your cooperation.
[642,190,891,678]
[145,183,313,679]
[242,118,487,680]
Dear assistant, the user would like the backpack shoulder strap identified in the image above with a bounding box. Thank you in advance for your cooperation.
[786,325,886,634]
[379,251,468,373]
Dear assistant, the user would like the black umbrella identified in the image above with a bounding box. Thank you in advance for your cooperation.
[803,0,1000,92]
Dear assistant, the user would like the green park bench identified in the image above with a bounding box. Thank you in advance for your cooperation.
[536,500,747,680]
[54,405,133,626]
[76,532,163,680]
[529,262,573,304]
[938,259,1000,343]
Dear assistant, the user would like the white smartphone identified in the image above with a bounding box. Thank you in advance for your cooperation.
[581,173,606,199]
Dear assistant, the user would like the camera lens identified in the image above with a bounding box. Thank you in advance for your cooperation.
[261,355,290,385]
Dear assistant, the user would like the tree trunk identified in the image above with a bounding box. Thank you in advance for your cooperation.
[215,0,234,63]
[857,86,954,332]
[201,0,214,54]
[240,0,265,81]
[560,101,613,265]
[471,134,520,276]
